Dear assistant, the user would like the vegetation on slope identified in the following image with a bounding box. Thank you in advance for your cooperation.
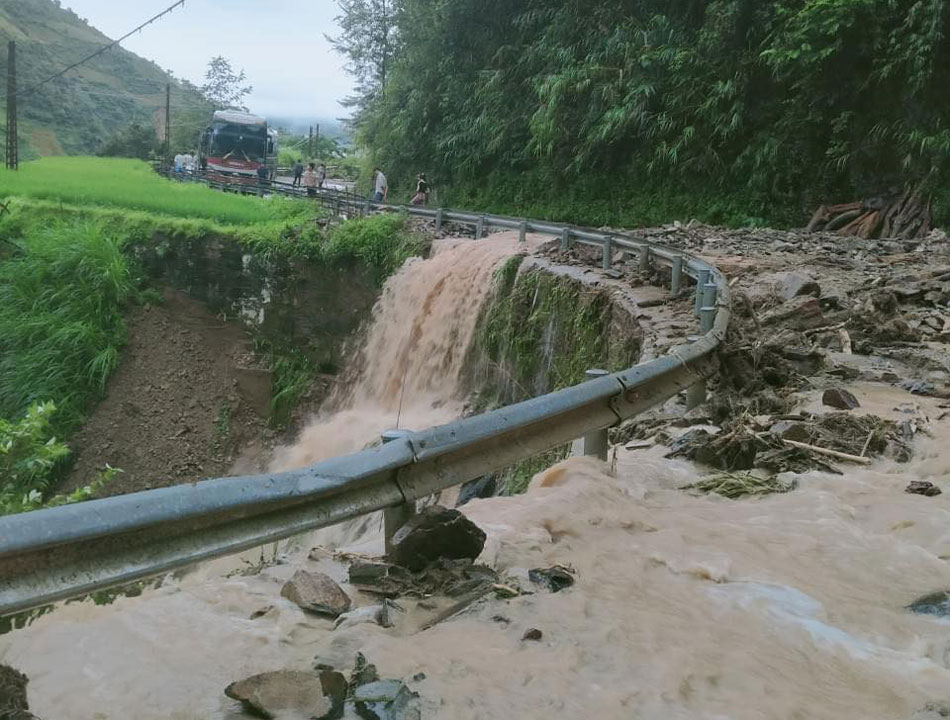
[0,0,209,159]
[339,0,950,228]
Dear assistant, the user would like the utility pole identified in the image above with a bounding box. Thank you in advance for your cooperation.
[163,83,171,169]
[5,41,17,170]
[308,125,313,159]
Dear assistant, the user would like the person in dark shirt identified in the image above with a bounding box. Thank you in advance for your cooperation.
[292,159,304,187]
[411,173,429,206]
[256,164,270,195]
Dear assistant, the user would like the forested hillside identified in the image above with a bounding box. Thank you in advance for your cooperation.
[339,0,950,227]
[0,0,209,158]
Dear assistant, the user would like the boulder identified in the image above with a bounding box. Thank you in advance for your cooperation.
[0,665,39,719]
[773,271,820,300]
[528,566,575,593]
[388,506,486,572]
[333,602,396,630]
[906,481,942,497]
[225,669,347,720]
[521,628,543,641]
[822,388,860,410]
[352,680,421,720]
[456,475,497,507]
[768,420,810,443]
[281,570,352,617]
[907,591,950,618]
[762,297,825,331]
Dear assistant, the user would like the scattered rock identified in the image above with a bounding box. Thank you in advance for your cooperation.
[352,680,421,720]
[388,506,486,572]
[348,653,379,693]
[908,702,950,719]
[456,475,497,507]
[822,387,860,410]
[907,591,950,618]
[528,565,576,593]
[762,297,825,331]
[521,628,543,641]
[334,601,397,630]
[411,673,426,683]
[249,605,274,620]
[901,379,938,396]
[768,420,811,443]
[281,570,352,617]
[0,665,38,719]
[225,669,346,720]
[773,271,820,300]
[906,481,942,497]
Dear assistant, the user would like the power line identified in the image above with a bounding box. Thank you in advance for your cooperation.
[15,0,187,99]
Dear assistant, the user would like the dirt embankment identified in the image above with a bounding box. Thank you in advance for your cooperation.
[61,288,323,497]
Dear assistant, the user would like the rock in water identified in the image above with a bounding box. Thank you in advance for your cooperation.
[0,665,40,719]
[822,387,860,410]
[906,481,942,497]
[388,506,486,571]
[352,680,421,720]
[907,591,950,618]
[456,475,496,507]
[528,566,576,593]
[225,669,346,720]
[281,570,352,617]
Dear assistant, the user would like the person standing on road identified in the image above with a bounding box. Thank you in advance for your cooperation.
[256,164,270,196]
[292,159,304,187]
[372,167,388,203]
[303,162,318,197]
[173,152,184,174]
[411,172,429,206]
[316,163,327,189]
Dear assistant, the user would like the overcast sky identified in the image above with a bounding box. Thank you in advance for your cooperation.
[63,0,353,120]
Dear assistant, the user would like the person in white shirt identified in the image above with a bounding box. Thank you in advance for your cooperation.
[372,167,388,202]
[173,153,183,173]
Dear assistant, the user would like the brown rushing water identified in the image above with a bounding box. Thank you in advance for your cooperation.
[3,240,949,719]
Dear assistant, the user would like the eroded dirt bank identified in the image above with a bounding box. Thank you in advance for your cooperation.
[61,288,306,496]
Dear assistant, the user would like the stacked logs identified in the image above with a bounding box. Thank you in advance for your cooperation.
[806,187,933,240]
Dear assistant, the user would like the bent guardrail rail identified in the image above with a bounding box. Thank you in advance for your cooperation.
[0,182,730,617]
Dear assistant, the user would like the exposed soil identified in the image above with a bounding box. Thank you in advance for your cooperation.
[62,288,281,497]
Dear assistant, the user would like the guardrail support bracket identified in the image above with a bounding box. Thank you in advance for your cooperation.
[639,246,650,274]
[602,236,613,271]
[476,216,485,239]
[435,208,444,233]
[381,429,415,555]
[519,219,527,244]
[581,370,610,461]
[560,227,571,252]
[670,256,683,297]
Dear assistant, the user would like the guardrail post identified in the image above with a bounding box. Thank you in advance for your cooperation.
[639,246,650,274]
[475,215,485,239]
[699,306,716,334]
[435,208,444,233]
[381,429,414,555]
[519,219,528,244]
[694,268,710,316]
[602,236,613,271]
[684,336,707,409]
[670,256,683,297]
[581,369,610,461]
[560,227,571,252]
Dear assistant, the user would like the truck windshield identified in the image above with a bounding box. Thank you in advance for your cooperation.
[209,123,267,160]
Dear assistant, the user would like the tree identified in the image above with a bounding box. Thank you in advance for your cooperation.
[98,122,160,160]
[327,0,400,117]
[201,56,252,111]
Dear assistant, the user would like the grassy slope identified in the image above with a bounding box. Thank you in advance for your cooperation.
[0,0,209,158]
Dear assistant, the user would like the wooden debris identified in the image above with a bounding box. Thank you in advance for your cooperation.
[807,186,933,240]
[780,439,873,465]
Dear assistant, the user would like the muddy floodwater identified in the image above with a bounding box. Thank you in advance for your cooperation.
[3,236,950,719]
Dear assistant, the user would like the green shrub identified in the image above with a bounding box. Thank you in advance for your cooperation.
[321,214,423,285]
[0,402,70,509]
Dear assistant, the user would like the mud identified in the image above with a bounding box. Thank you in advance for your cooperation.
[61,288,315,496]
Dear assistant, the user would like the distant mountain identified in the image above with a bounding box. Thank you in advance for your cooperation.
[0,0,210,158]
[268,115,351,142]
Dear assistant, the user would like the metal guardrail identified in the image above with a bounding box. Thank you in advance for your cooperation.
[0,175,730,617]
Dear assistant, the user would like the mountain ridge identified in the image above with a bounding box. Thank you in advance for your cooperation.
[0,0,209,158]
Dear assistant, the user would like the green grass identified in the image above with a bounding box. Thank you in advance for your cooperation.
[0,157,309,226]
[0,216,134,437]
